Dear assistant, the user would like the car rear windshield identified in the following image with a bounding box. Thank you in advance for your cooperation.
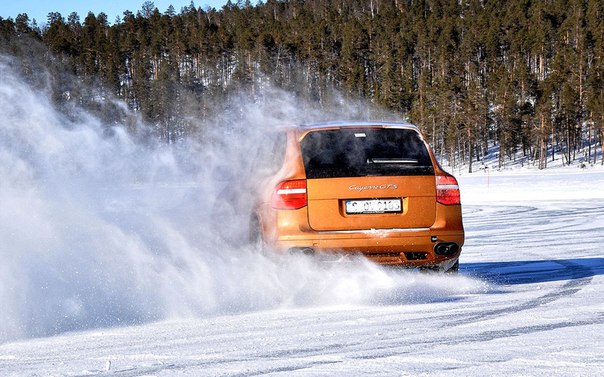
[301,128,435,179]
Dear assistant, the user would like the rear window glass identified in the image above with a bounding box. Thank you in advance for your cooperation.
[301,128,434,179]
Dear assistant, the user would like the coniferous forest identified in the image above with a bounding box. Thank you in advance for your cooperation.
[1,0,603,170]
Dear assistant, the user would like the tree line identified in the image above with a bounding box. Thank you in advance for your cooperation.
[1,0,603,170]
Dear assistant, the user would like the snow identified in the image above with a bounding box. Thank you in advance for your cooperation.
[1,169,603,376]
[1,57,604,375]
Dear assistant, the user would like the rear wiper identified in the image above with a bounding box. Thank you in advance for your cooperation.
[366,158,418,164]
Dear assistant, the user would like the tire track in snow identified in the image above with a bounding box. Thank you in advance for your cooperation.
[448,260,595,327]
[449,200,604,327]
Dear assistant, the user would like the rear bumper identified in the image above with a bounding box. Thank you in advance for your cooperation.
[259,202,464,268]
[271,228,464,267]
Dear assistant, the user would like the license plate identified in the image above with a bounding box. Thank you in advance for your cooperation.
[345,198,402,214]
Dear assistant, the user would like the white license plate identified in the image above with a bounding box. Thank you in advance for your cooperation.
[345,198,402,214]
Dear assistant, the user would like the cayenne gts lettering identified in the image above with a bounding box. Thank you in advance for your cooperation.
[348,184,398,192]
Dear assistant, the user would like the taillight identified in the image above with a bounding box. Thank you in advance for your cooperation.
[436,175,461,205]
[271,180,307,209]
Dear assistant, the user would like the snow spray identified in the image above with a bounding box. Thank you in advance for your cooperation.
[0,57,488,342]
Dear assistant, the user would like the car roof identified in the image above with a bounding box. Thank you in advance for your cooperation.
[297,121,419,131]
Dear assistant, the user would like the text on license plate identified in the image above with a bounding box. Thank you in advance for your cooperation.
[345,198,402,214]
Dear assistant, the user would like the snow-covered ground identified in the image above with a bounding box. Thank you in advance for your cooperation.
[1,169,603,376]
[2,57,604,376]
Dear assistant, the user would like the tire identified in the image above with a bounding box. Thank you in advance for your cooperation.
[446,259,459,274]
[249,214,266,253]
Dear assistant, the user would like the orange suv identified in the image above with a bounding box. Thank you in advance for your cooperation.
[250,121,463,272]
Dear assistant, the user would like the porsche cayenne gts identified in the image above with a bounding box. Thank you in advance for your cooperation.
[249,121,464,272]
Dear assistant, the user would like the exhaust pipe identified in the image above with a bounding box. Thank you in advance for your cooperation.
[434,242,459,256]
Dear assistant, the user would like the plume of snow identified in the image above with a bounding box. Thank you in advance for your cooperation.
[0,57,488,342]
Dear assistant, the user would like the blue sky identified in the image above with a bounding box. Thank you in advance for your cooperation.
[0,1,228,25]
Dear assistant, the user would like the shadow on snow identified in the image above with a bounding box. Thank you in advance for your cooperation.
[460,257,604,285]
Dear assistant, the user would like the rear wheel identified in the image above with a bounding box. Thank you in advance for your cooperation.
[445,259,459,274]
[249,214,266,252]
